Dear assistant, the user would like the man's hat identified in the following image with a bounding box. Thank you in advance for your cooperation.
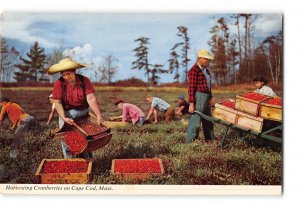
[197,49,214,60]
[178,95,185,99]
[47,58,86,75]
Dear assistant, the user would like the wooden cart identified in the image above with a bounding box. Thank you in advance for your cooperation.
[196,109,282,148]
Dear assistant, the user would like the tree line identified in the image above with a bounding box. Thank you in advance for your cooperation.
[1,15,282,85]
[209,14,282,85]
[132,15,282,85]
[0,37,119,84]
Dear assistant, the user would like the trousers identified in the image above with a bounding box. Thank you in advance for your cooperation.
[12,115,36,148]
[186,92,214,143]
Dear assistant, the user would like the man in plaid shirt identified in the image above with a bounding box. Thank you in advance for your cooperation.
[186,49,215,143]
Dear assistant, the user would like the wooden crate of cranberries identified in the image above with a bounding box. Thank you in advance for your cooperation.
[111,158,164,180]
[35,158,93,184]
[259,97,282,122]
[235,92,271,116]
[213,99,238,124]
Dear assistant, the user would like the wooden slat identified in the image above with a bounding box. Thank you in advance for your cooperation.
[213,107,238,124]
[236,113,263,133]
[260,104,282,122]
[104,121,128,128]
[235,98,260,116]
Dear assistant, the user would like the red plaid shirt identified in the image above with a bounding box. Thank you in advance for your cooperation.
[188,63,212,103]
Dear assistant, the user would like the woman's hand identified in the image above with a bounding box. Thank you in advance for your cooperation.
[63,117,74,125]
[97,115,105,125]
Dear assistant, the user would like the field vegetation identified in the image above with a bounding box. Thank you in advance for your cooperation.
[0,85,282,184]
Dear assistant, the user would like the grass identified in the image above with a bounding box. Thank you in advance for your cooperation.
[0,86,282,185]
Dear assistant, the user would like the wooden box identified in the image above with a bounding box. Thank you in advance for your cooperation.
[56,115,112,155]
[213,99,238,124]
[236,111,264,133]
[104,121,128,128]
[111,158,164,180]
[259,98,282,122]
[35,159,93,184]
[235,92,271,116]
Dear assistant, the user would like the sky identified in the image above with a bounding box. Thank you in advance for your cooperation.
[1,13,282,83]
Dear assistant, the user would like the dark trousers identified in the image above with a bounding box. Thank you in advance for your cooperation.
[186,92,214,143]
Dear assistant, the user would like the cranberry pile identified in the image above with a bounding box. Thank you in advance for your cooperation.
[64,130,88,155]
[265,98,282,106]
[242,92,269,101]
[81,122,103,135]
[114,159,162,174]
[221,100,235,109]
[43,161,89,173]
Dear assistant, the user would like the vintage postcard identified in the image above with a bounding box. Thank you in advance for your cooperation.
[0,12,282,195]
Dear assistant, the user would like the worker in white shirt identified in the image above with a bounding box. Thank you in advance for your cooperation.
[253,76,277,97]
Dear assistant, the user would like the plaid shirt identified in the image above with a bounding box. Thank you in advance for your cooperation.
[151,97,171,112]
[188,63,212,103]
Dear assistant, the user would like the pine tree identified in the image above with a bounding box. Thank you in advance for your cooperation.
[132,37,151,82]
[172,26,190,83]
[14,41,47,82]
[168,50,180,82]
[149,64,168,86]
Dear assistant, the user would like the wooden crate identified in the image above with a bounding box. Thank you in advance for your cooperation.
[235,92,271,116]
[213,99,238,124]
[259,99,282,122]
[236,111,264,133]
[56,116,112,155]
[104,121,128,128]
[35,159,93,184]
[111,158,164,180]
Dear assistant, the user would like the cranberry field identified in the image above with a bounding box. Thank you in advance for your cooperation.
[0,86,282,184]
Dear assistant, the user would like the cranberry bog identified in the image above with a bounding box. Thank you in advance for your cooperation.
[0,86,282,185]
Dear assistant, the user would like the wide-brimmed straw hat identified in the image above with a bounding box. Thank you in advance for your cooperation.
[197,49,214,60]
[47,58,86,75]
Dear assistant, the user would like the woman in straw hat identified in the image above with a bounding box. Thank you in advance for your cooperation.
[48,58,104,158]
